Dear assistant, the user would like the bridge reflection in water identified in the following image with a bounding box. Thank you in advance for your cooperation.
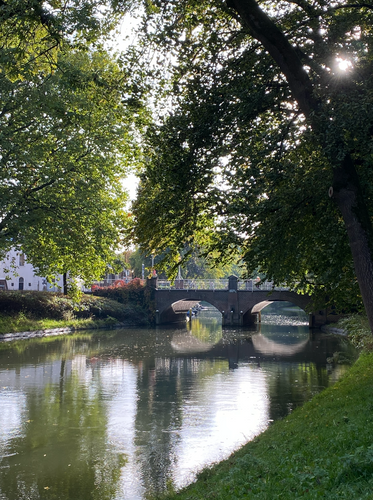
[170,309,333,369]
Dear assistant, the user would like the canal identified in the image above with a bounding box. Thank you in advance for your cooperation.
[0,303,356,499]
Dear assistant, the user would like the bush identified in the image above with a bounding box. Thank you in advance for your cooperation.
[337,314,373,351]
[92,279,155,324]
[0,291,73,319]
[0,290,143,323]
[92,278,146,306]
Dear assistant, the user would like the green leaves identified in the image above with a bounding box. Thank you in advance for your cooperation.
[0,2,149,292]
[130,0,373,312]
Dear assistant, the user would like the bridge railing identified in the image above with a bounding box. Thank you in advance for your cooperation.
[157,279,229,290]
[156,279,289,291]
[237,281,289,291]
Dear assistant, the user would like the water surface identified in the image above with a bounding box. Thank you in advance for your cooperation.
[0,306,356,499]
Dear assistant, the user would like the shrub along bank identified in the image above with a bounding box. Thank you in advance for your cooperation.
[0,288,150,334]
[92,278,155,323]
[151,348,373,500]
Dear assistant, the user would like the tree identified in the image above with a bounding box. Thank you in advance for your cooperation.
[181,249,242,279]
[128,246,242,279]
[0,0,146,293]
[0,0,135,80]
[131,0,373,326]
[129,248,167,278]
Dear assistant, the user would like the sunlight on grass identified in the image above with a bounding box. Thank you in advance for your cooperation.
[0,312,104,335]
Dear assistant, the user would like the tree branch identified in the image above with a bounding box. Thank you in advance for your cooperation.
[225,0,319,117]
[333,3,373,11]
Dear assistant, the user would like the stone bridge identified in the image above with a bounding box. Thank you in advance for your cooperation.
[147,276,338,327]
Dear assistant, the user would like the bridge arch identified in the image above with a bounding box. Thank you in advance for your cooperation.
[244,298,309,324]
[157,297,224,324]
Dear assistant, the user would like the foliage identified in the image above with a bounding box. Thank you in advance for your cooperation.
[0,0,135,80]
[130,0,373,315]
[92,277,145,302]
[0,290,138,322]
[106,254,131,275]
[92,278,156,323]
[128,246,242,279]
[128,248,166,278]
[0,0,147,293]
[337,314,373,351]
[149,351,373,500]
[0,46,143,290]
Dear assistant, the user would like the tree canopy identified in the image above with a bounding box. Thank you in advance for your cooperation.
[128,247,242,279]
[131,0,373,321]
[0,0,146,292]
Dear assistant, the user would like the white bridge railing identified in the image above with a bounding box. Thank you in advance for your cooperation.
[156,279,289,292]
[238,281,289,291]
[157,279,228,290]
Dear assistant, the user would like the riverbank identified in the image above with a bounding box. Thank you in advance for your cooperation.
[0,290,149,336]
[0,320,136,341]
[153,349,373,500]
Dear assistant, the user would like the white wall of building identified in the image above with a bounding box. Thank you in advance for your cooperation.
[0,249,63,292]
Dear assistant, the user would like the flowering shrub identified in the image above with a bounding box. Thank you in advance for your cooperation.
[92,279,146,306]
[92,279,155,324]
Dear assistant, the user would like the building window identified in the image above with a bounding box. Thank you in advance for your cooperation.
[19,253,25,266]
[19,277,24,290]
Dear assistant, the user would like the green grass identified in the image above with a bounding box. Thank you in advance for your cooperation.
[152,351,373,500]
[0,312,119,334]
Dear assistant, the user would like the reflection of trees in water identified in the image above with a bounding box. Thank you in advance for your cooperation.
[0,333,103,364]
[265,362,331,421]
[189,316,222,344]
[0,356,124,500]
[133,356,228,497]
[133,357,186,496]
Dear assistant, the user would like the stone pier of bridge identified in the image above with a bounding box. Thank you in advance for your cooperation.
[147,276,339,328]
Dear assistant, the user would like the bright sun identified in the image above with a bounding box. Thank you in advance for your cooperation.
[336,58,352,71]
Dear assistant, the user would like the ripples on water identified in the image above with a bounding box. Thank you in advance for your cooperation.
[261,302,309,326]
[262,314,309,326]
[0,303,356,500]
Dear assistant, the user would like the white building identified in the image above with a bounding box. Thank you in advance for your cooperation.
[0,249,63,292]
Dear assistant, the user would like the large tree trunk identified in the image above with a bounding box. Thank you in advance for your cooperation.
[332,156,373,330]
[228,0,373,332]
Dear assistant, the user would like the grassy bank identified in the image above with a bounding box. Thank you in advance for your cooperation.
[153,350,373,500]
[0,291,149,335]
[0,313,123,334]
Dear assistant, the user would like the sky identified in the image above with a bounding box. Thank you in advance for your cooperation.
[107,13,142,203]
[124,172,139,201]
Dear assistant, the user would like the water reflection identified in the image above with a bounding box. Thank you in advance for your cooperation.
[0,308,356,500]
